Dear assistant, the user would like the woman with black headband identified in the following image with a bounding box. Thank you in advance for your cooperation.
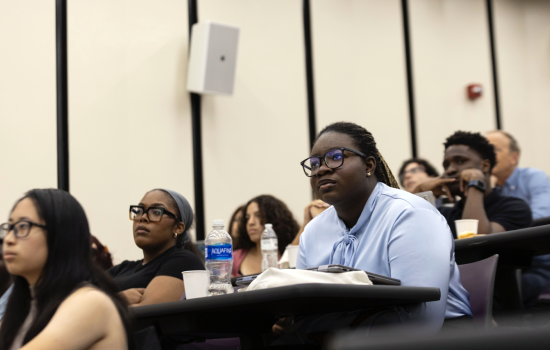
[109,189,204,307]
[286,122,471,344]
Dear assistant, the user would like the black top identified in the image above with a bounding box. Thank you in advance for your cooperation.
[439,189,532,239]
[108,246,204,290]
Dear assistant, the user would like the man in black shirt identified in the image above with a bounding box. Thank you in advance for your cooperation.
[414,131,532,238]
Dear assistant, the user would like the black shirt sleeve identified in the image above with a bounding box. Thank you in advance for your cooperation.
[489,197,533,231]
[155,250,205,280]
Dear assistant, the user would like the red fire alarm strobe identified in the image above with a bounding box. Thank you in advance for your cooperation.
[467,84,483,100]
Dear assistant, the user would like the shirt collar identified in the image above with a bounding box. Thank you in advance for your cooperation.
[336,182,383,235]
[504,167,520,189]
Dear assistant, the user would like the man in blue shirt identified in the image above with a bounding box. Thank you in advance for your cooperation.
[486,130,550,305]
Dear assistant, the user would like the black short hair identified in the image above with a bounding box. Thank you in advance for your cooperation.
[444,131,496,170]
[398,158,439,185]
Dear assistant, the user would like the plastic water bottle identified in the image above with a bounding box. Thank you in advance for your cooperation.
[205,220,233,296]
[261,223,278,272]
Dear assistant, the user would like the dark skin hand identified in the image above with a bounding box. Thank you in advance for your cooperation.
[441,145,504,235]
[413,177,456,202]
[310,132,378,230]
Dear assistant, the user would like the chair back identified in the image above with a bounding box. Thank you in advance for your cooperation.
[532,217,550,227]
[458,254,499,329]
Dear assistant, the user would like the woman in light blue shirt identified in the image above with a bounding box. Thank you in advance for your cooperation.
[296,122,471,337]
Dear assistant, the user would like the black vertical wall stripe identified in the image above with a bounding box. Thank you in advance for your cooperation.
[486,0,502,130]
[56,0,69,191]
[401,0,418,158]
[303,0,317,149]
[187,0,205,241]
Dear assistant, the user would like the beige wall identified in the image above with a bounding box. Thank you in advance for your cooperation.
[494,0,550,175]
[3,0,550,262]
[198,0,311,232]
[410,0,497,172]
[68,0,194,263]
[0,1,57,221]
[311,0,411,177]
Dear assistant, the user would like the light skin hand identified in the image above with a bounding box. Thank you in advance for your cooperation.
[120,288,145,305]
[412,177,456,201]
[304,200,330,223]
[292,200,330,246]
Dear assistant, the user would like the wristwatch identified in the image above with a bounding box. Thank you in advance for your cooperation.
[468,179,486,193]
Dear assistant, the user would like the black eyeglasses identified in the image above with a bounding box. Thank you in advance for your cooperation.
[0,220,47,240]
[300,147,366,177]
[129,206,178,222]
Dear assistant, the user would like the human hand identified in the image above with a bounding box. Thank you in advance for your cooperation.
[120,288,145,305]
[304,200,330,224]
[459,169,485,195]
[413,177,456,201]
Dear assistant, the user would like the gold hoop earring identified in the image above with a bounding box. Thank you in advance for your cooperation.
[174,233,178,239]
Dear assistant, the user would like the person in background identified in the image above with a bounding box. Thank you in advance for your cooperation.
[398,158,440,193]
[227,205,244,246]
[290,122,471,345]
[91,235,113,271]
[0,239,13,320]
[232,195,299,277]
[290,200,330,246]
[486,130,550,219]
[108,189,204,307]
[0,189,132,349]
[414,131,532,238]
[486,130,550,305]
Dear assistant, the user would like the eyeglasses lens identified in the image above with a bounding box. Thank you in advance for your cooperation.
[304,157,320,176]
[326,149,343,168]
[0,224,7,239]
[130,207,144,221]
[148,208,163,222]
[0,222,31,239]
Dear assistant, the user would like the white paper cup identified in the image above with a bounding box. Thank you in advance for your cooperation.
[182,270,208,299]
[287,245,299,268]
[455,219,479,239]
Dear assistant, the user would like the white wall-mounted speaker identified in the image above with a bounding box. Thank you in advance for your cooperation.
[187,21,240,96]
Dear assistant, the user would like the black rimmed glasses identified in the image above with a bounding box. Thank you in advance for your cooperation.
[0,220,47,240]
[129,206,178,222]
[300,147,366,177]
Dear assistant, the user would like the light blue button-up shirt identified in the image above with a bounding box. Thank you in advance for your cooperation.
[499,167,550,303]
[297,182,472,333]
[0,284,13,320]
[499,167,550,220]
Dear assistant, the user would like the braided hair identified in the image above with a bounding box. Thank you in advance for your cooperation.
[315,122,400,189]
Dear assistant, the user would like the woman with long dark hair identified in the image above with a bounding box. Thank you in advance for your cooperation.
[286,122,472,343]
[0,189,132,350]
[232,195,299,277]
[108,189,204,306]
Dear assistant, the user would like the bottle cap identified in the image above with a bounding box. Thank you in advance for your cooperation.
[213,219,224,226]
[265,223,273,228]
